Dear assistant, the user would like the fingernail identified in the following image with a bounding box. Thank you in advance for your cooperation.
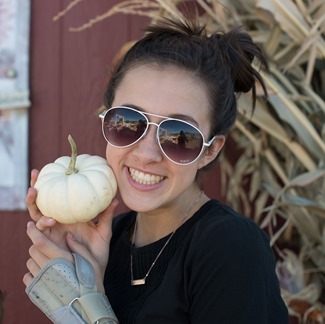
[27,221,34,228]
[46,217,55,224]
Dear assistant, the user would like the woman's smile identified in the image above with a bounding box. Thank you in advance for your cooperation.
[128,167,165,185]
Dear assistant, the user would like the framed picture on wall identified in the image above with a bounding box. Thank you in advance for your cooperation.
[0,0,30,210]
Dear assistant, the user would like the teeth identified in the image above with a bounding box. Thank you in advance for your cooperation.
[129,167,164,185]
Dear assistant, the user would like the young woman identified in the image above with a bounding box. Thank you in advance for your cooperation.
[24,16,288,323]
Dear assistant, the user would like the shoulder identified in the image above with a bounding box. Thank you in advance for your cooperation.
[186,200,273,264]
[184,199,277,285]
[194,199,269,245]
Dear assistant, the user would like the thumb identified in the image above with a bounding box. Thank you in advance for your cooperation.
[66,232,94,262]
[96,198,120,243]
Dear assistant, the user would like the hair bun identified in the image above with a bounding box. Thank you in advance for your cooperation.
[211,27,268,94]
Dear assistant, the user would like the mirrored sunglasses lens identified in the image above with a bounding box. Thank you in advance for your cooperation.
[159,120,203,164]
[103,108,147,146]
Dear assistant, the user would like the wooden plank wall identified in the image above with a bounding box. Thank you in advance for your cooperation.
[0,1,222,323]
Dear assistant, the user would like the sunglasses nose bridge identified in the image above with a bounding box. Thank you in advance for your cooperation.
[144,121,160,144]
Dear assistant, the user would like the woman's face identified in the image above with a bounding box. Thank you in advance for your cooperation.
[106,64,218,213]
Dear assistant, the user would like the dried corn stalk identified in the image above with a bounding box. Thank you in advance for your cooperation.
[55,0,325,320]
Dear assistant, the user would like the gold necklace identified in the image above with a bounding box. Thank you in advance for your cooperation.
[130,191,203,286]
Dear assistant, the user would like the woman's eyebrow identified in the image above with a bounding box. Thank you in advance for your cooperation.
[122,103,144,111]
[121,103,199,126]
[169,113,199,126]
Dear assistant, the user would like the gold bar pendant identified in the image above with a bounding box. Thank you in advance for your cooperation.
[131,278,146,286]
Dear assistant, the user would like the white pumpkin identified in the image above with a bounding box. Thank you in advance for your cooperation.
[34,135,117,224]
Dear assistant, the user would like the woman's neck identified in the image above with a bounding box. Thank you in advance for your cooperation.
[133,189,209,247]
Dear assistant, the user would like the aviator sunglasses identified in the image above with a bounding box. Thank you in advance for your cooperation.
[99,106,217,165]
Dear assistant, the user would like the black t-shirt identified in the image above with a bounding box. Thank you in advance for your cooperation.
[104,200,288,323]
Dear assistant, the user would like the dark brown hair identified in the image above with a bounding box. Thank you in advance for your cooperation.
[104,15,268,167]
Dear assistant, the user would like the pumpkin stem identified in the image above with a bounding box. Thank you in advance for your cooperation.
[66,135,79,175]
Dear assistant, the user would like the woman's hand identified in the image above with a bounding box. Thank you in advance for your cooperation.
[23,221,74,287]
[23,222,107,292]
[25,169,120,281]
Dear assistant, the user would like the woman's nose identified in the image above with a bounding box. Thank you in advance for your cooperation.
[131,124,163,163]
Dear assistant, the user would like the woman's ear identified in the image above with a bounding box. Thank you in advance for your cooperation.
[198,135,226,169]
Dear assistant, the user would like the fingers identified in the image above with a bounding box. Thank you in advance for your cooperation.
[24,257,42,288]
[28,245,50,269]
[26,257,41,277]
[96,198,120,243]
[23,272,34,287]
[24,222,72,288]
[26,170,44,223]
[26,187,43,222]
[26,187,56,230]
[30,169,39,187]
[27,222,73,262]
[35,216,56,231]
